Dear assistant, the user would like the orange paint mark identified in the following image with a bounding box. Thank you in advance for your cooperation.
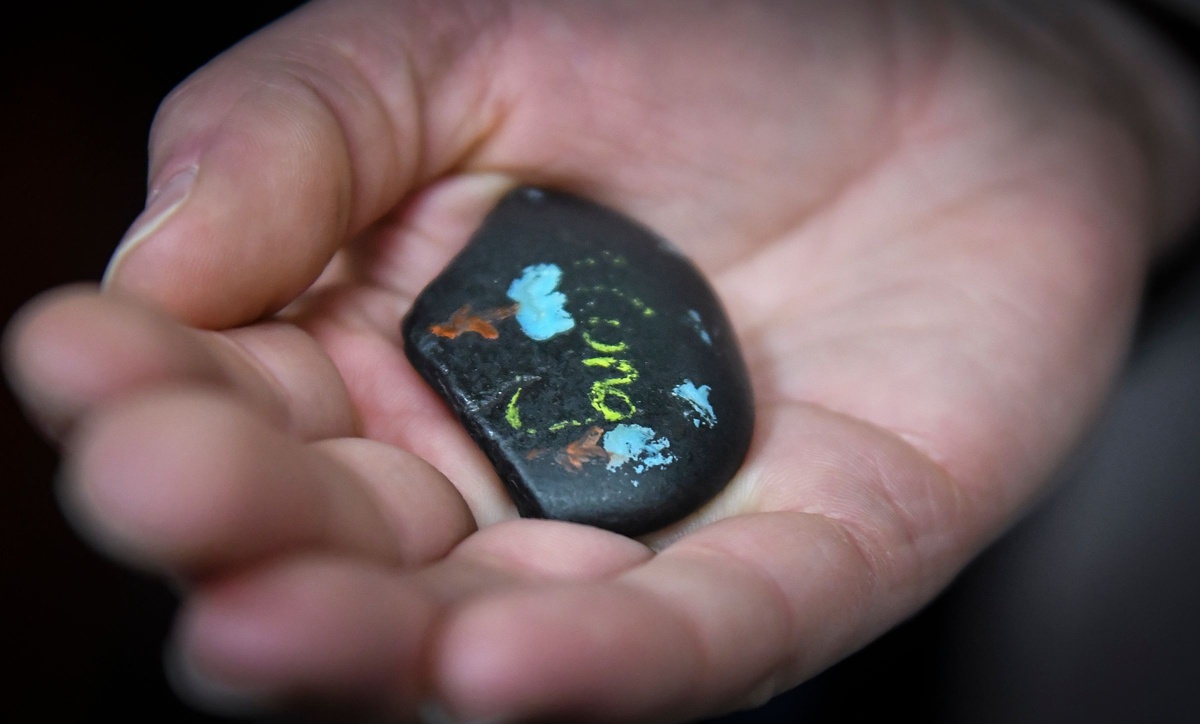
[556,426,610,472]
[430,304,517,340]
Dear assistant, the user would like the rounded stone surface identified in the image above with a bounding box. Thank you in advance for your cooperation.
[402,187,753,536]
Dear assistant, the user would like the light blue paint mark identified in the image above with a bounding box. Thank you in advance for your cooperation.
[602,424,675,472]
[687,309,712,345]
[631,479,640,488]
[633,452,673,473]
[507,264,575,341]
[673,379,717,428]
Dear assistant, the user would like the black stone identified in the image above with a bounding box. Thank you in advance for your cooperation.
[402,187,754,536]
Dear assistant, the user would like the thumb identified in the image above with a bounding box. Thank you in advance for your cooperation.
[103,0,506,329]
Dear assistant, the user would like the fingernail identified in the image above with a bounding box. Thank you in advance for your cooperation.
[456,171,519,201]
[103,166,197,287]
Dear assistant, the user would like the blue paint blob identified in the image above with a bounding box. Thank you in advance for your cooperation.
[673,379,717,428]
[507,263,575,340]
[602,424,675,472]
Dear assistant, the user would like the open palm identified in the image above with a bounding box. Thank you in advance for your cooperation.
[8,1,1198,720]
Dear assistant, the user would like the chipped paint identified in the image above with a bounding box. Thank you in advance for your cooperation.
[506,388,523,429]
[673,379,716,428]
[602,424,675,472]
[556,426,610,471]
[430,304,516,340]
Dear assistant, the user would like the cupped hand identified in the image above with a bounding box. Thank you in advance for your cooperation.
[7,0,1199,720]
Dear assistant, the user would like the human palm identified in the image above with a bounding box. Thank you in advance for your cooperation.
[7,0,1198,720]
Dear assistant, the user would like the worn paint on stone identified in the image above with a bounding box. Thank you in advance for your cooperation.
[402,187,754,535]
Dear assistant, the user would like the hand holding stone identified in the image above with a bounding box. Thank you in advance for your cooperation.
[6,0,1199,720]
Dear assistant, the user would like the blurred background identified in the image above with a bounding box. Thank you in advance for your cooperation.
[2,2,1197,721]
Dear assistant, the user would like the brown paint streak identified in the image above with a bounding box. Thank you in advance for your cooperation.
[556,426,610,472]
[430,304,517,340]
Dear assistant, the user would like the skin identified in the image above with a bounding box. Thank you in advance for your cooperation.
[6,0,1200,720]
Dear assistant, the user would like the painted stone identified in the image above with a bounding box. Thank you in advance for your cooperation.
[402,187,753,536]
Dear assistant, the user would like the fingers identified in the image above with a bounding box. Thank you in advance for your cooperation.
[317,437,477,567]
[5,286,274,438]
[4,288,352,441]
[161,403,977,720]
[103,0,507,328]
[170,522,649,707]
[62,388,475,576]
[168,513,916,721]
[8,290,479,578]
[175,558,441,710]
[430,515,871,722]
[172,525,657,716]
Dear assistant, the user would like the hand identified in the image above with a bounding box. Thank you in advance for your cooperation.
[7,0,1198,720]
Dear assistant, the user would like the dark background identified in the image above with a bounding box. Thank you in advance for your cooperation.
[3,3,1198,721]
